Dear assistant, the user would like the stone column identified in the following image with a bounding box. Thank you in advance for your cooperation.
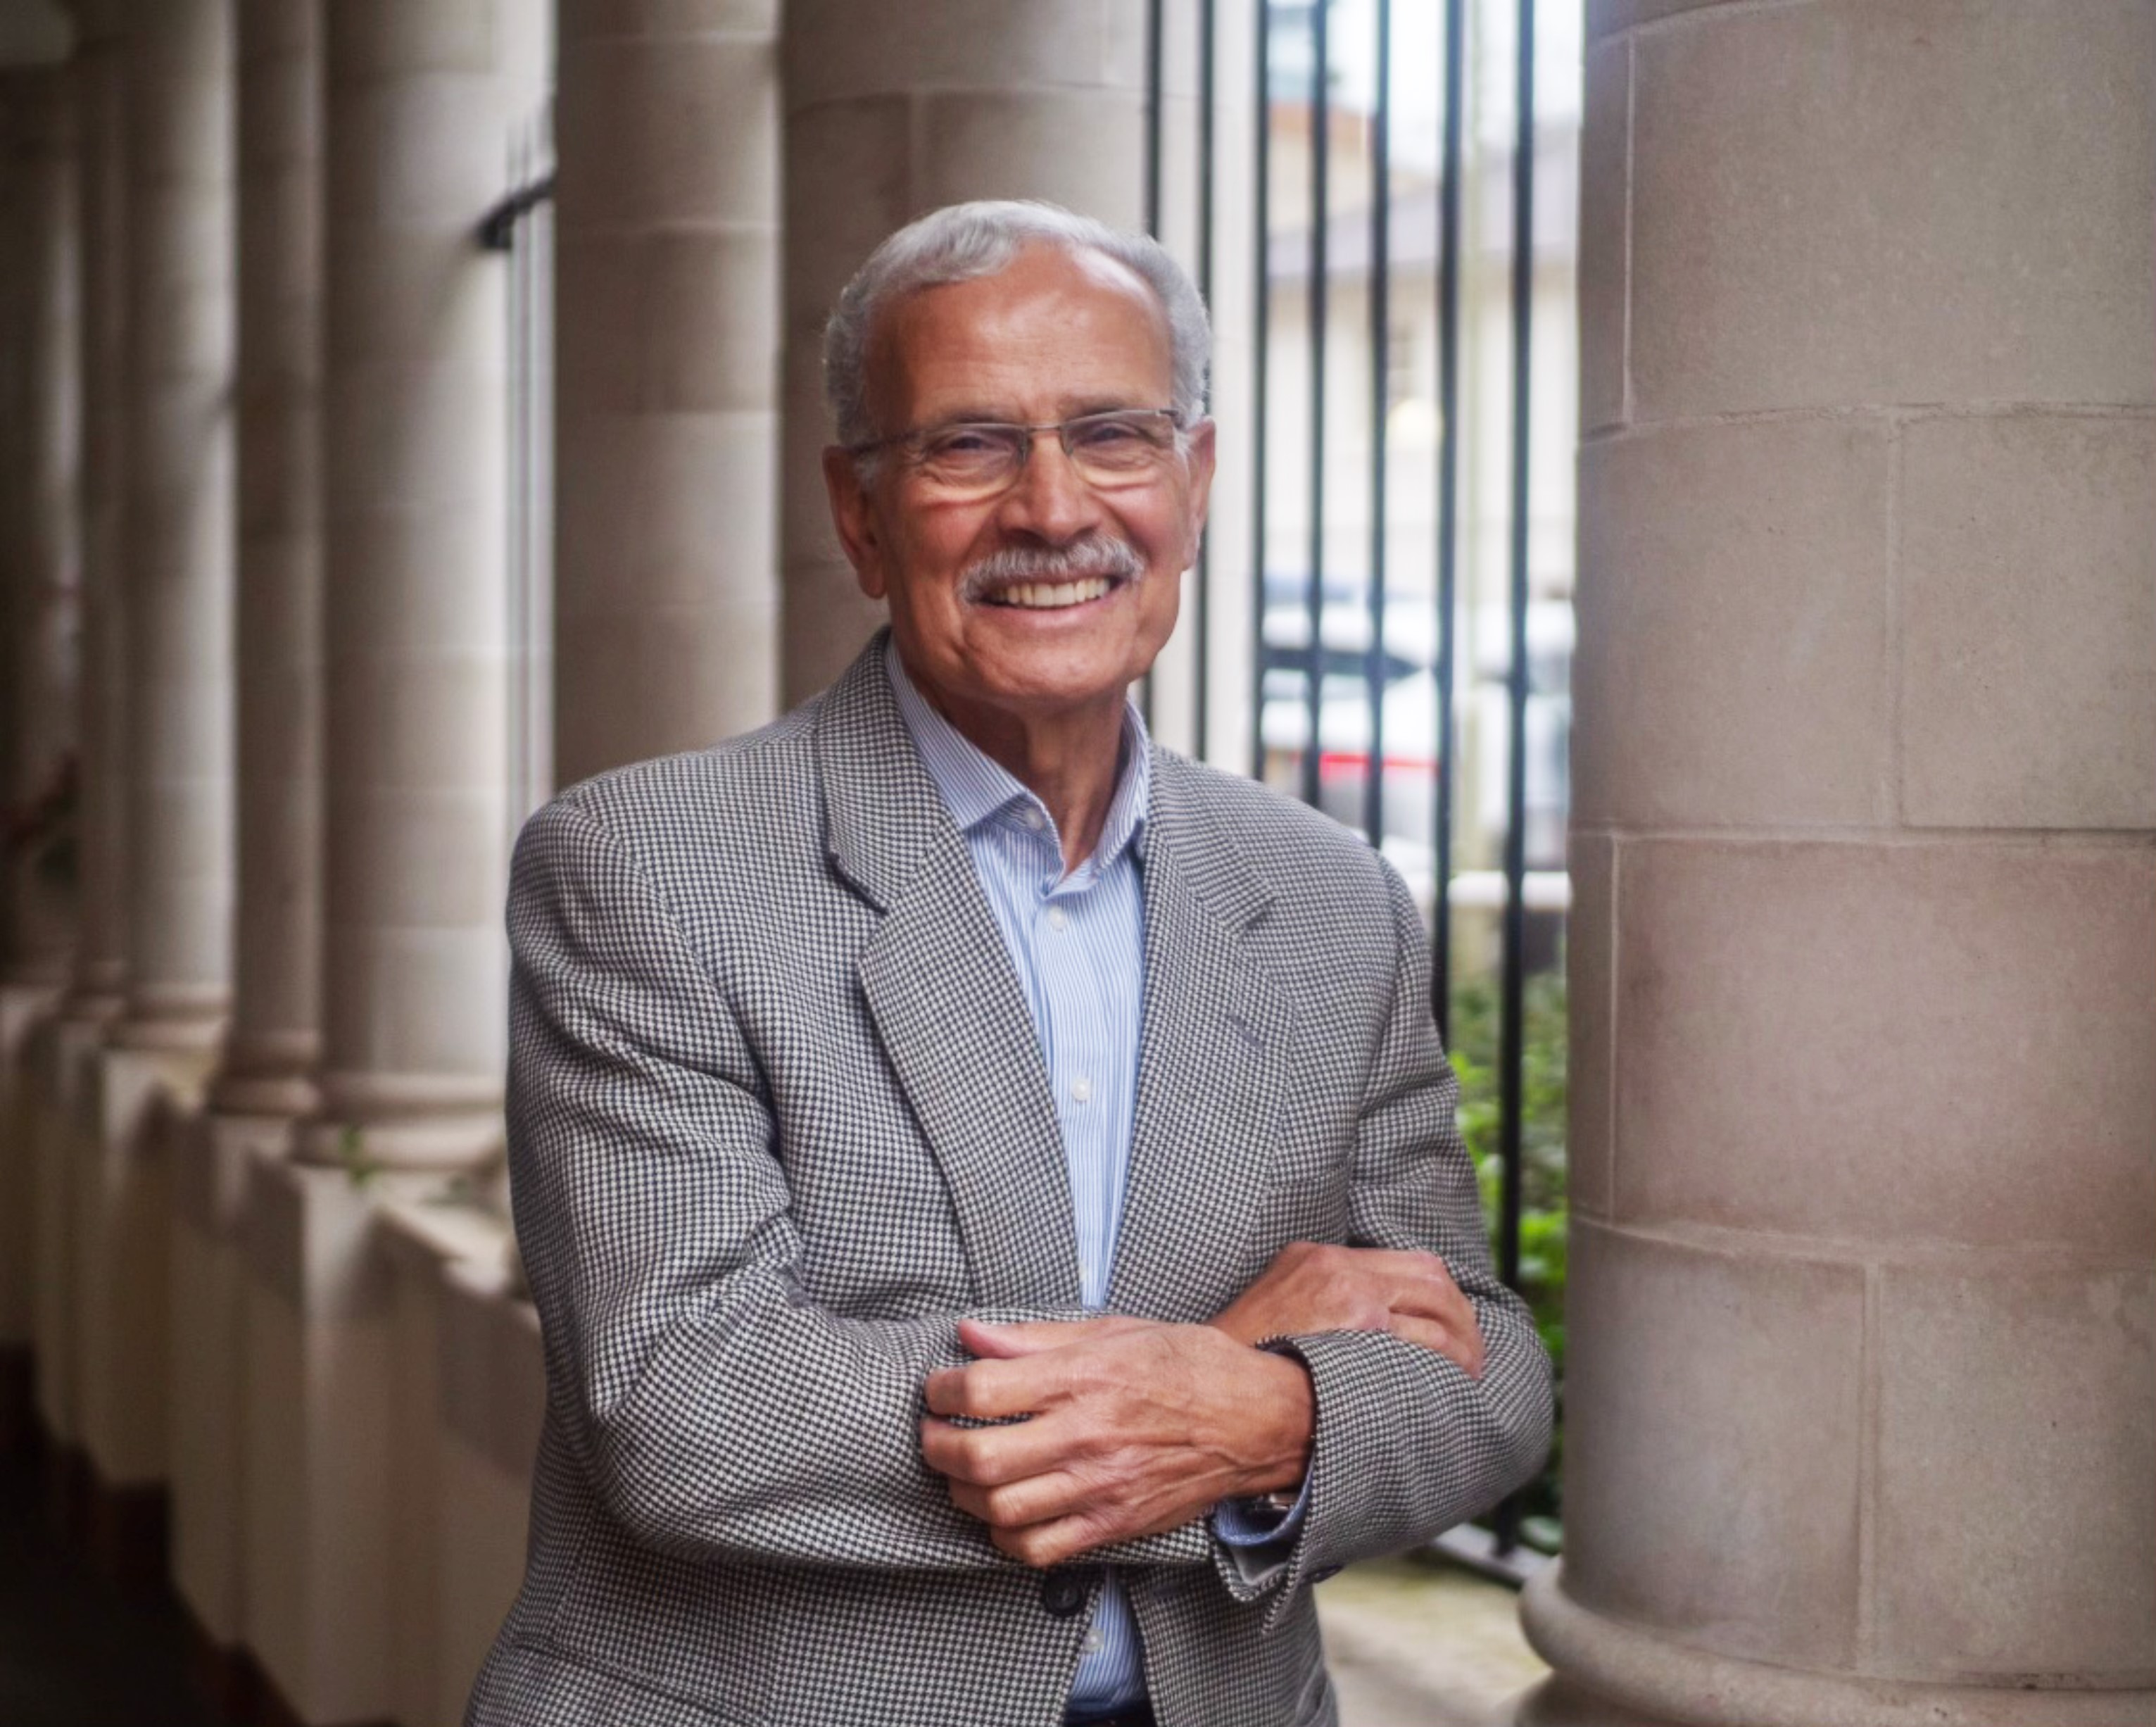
[553,0,778,783]
[305,0,544,1174]
[113,0,236,1057]
[241,5,543,1717]
[172,0,323,1678]
[0,65,80,991]
[778,0,1154,703]
[216,0,322,1122]
[62,2,127,1025]
[32,0,125,1482]
[0,49,80,1465]
[1524,4,2156,1726]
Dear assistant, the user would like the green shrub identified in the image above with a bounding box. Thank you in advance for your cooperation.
[1444,967,1567,1537]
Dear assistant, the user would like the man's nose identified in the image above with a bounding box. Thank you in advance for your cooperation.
[995,432,1104,544]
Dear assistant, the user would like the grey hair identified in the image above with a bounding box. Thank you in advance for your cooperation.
[822,199,1212,458]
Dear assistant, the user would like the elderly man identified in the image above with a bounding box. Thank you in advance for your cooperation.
[469,201,1551,1727]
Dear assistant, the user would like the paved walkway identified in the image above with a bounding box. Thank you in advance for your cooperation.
[1320,1557,1548,1727]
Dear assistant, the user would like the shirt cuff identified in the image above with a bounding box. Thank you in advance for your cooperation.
[1211,1471,1313,1548]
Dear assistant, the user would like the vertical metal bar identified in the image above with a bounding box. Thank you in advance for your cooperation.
[1249,1,1272,777]
[1140,0,1165,729]
[1144,0,1166,238]
[1362,0,1391,845]
[1495,0,1537,1558]
[505,121,531,845]
[1431,0,1464,1048]
[1301,0,1330,812]
[1194,0,1216,763]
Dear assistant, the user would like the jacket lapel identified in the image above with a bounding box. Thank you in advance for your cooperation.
[1108,755,1299,1321]
[817,641,1083,1309]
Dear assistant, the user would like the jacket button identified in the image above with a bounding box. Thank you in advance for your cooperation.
[1039,1567,1092,1619]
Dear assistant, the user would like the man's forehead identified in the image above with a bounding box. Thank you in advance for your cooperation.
[871,244,1171,385]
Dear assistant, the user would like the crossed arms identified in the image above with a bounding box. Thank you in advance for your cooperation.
[508,791,1552,1596]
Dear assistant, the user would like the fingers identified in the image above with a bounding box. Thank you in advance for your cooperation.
[924,1356,1052,1421]
[1385,1312,1484,1379]
[920,1411,1089,1486]
[944,1468,1089,1530]
[957,1315,1152,1359]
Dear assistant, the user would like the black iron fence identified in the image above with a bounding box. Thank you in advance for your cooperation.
[1147,0,1580,1574]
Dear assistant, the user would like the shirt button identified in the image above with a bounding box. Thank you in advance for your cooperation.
[1047,907,1068,932]
[1070,1075,1092,1105]
[1081,1627,1107,1655]
[1019,806,1045,832]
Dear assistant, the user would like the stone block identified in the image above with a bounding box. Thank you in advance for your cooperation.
[556,230,779,417]
[1561,1219,1865,1667]
[324,74,508,229]
[321,228,496,371]
[556,603,779,781]
[1614,840,2156,1253]
[1577,38,1627,434]
[1900,414,2156,831]
[1586,0,1740,40]
[562,0,778,43]
[322,783,509,928]
[557,412,778,614]
[785,0,1130,108]
[555,36,776,232]
[324,1,501,80]
[1628,0,2156,418]
[1875,1261,2156,1678]
[916,90,1146,227]
[1573,418,1892,828]
[783,555,886,705]
[322,922,510,1082]
[323,513,508,653]
[1564,834,1615,1221]
[324,360,506,518]
[781,96,914,339]
[238,1157,397,1723]
[325,655,509,801]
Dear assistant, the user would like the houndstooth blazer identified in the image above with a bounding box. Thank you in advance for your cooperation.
[467,636,1553,1727]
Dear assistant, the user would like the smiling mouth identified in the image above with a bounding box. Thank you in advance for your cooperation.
[979,576,1121,610]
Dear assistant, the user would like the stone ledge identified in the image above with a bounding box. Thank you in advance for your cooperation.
[1517,1566,2156,1727]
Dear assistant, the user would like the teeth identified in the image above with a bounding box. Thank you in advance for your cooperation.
[992,577,1113,609]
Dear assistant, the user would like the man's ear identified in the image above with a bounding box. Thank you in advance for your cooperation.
[821,445,887,601]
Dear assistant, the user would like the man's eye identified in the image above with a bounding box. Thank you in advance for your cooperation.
[1073,420,1142,448]
[928,429,1009,458]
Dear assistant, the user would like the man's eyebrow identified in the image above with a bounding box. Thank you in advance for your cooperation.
[922,398,1155,427]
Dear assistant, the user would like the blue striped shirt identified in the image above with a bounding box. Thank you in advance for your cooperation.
[888,643,1301,1718]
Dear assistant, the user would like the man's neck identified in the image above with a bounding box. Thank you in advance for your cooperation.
[904,666,1130,873]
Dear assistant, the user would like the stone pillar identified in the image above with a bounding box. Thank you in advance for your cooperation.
[113,0,236,1057]
[32,0,126,1478]
[553,0,778,782]
[241,4,543,1716]
[0,65,80,991]
[778,0,1154,703]
[63,2,127,1024]
[218,0,322,1122]
[1524,4,2156,1726]
[306,0,543,1174]
[0,59,81,1446]
[172,0,323,1676]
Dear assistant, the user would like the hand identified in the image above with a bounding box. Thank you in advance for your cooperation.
[1209,1241,1486,1379]
[920,1317,1313,1567]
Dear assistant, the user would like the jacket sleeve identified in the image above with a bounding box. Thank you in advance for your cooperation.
[1212,862,1556,1612]
[507,791,1211,1576]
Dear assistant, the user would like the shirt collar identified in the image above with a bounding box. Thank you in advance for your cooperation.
[884,636,1151,874]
